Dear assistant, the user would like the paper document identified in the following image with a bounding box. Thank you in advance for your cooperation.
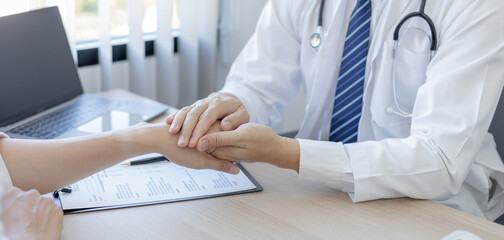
[57,161,260,211]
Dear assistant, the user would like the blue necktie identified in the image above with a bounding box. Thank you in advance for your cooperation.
[329,0,371,143]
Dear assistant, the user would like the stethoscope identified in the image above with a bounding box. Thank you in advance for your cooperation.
[309,0,326,51]
[310,0,437,118]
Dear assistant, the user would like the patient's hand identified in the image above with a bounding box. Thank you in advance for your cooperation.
[126,122,240,174]
[196,123,300,171]
[1,187,63,240]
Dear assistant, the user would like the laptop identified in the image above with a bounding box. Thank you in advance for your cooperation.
[0,7,168,139]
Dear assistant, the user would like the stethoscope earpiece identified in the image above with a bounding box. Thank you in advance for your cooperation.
[386,106,412,118]
[386,106,395,114]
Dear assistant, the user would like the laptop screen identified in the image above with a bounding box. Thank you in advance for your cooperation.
[0,7,83,127]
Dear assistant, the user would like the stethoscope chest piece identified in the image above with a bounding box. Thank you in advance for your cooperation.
[310,26,324,50]
[310,33,322,49]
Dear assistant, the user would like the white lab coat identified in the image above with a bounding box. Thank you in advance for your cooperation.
[221,0,504,220]
[0,133,12,239]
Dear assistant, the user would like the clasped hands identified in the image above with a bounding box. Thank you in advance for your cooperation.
[165,93,300,172]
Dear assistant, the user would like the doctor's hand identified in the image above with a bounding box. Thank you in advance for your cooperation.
[196,124,300,171]
[165,92,250,148]
[1,187,63,240]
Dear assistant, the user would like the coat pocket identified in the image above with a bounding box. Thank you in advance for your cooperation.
[370,39,431,129]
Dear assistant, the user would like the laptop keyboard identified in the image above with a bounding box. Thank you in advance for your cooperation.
[8,96,125,139]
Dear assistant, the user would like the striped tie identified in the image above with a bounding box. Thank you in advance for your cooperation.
[329,0,371,143]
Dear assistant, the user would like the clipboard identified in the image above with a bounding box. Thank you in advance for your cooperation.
[53,163,262,215]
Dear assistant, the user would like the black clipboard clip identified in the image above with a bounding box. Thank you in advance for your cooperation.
[53,186,72,198]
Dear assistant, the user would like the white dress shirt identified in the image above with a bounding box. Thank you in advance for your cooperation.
[0,132,12,239]
[221,0,504,220]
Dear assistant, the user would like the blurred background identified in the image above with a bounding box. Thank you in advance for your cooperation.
[0,0,305,134]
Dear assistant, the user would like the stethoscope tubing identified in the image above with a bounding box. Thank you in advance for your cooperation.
[393,0,437,51]
[310,0,326,50]
[312,0,438,50]
[311,0,438,118]
[318,0,326,27]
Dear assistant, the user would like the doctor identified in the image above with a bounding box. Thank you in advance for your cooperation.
[167,0,504,220]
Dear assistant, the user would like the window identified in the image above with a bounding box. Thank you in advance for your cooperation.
[75,0,99,41]
[0,0,180,67]
[0,0,31,17]
[0,0,180,43]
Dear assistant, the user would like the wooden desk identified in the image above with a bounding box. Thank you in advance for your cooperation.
[61,90,504,239]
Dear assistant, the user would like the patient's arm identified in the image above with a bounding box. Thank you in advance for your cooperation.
[0,123,239,194]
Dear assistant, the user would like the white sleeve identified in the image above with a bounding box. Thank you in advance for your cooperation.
[0,190,8,240]
[298,139,355,193]
[349,2,504,202]
[0,184,6,240]
[0,205,7,240]
[0,155,12,191]
[220,0,305,126]
[0,132,12,240]
[0,133,13,189]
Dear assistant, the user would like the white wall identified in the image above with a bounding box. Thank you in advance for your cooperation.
[217,0,305,134]
[78,0,305,135]
[216,0,268,88]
